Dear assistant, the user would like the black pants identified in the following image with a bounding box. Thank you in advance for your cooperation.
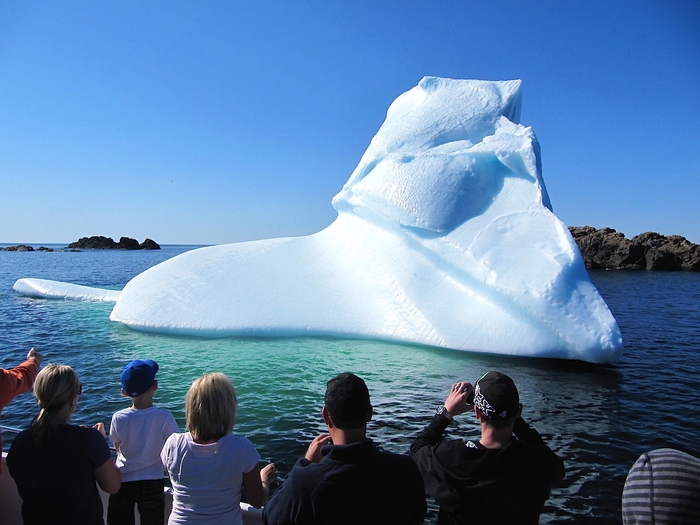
[107,479,165,525]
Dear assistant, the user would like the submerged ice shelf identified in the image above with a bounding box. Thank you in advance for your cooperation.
[15,77,623,363]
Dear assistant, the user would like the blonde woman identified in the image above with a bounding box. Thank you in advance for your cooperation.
[161,372,278,525]
[7,364,121,525]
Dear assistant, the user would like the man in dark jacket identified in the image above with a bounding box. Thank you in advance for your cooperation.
[263,372,426,525]
[410,371,565,525]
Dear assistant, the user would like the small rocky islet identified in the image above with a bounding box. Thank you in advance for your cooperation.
[1,236,160,252]
[2,229,700,271]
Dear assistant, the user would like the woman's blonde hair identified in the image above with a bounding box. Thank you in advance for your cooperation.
[31,364,80,447]
[185,372,237,443]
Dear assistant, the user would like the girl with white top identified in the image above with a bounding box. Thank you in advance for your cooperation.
[161,372,278,525]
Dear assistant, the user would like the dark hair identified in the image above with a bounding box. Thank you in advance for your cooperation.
[324,372,371,430]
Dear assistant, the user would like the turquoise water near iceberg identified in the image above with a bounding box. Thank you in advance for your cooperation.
[2,244,700,523]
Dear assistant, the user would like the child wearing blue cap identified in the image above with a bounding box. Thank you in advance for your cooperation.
[108,360,180,525]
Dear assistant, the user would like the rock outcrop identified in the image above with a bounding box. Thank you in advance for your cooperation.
[569,226,700,271]
[66,236,160,250]
[1,244,36,252]
[2,237,160,251]
[139,238,160,250]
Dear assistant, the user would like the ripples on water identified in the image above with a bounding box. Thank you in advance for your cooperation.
[1,246,699,524]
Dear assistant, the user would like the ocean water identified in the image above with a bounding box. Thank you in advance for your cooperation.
[1,244,700,524]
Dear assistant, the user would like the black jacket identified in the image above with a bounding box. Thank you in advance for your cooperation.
[410,415,565,525]
[263,439,426,525]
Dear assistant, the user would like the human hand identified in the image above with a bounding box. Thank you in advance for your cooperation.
[93,422,107,438]
[304,433,332,463]
[27,347,43,366]
[444,382,474,417]
[260,463,279,485]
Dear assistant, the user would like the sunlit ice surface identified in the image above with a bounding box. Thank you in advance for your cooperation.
[17,78,623,363]
[14,278,121,302]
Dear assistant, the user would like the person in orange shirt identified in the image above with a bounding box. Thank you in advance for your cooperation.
[0,347,43,468]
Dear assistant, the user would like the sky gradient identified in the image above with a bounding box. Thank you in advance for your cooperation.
[2,1,699,245]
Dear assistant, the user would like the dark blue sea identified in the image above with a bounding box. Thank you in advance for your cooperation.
[1,244,699,523]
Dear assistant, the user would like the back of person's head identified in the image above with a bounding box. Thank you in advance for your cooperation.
[185,372,237,443]
[31,364,80,446]
[324,372,372,430]
[473,371,520,429]
[622,448,700,524]
[120,359,159,397]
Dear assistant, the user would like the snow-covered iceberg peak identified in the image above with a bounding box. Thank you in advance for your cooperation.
[108,77,622,363]
[333,77,542,233]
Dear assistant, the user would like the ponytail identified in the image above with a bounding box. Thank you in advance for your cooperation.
[30,364,80,447]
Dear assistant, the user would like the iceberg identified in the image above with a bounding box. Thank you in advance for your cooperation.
[14,278,121,302]
[16,78,623,363]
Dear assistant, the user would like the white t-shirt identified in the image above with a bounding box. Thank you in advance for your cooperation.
[109,405,180,483]
[160,432,261,525]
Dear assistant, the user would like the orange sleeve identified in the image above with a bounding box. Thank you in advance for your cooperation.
[0,359,40,410]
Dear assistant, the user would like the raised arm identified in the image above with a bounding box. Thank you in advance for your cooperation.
[410,381,474,457]
[0,348,43,406]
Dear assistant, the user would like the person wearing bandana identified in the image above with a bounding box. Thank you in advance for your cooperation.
[410,371,565,525]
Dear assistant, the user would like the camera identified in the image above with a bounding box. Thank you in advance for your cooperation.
[465,389,475,405]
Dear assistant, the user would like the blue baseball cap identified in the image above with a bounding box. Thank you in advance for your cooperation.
[120,359,159,397]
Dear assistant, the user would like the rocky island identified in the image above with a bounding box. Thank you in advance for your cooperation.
[67,236,160,250]
[569,227,700,271]
[1,236,160,252]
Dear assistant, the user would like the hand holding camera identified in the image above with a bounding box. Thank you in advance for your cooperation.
[444,381,475,417]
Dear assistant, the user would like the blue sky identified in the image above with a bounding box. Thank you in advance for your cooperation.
[1,1,698,245]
